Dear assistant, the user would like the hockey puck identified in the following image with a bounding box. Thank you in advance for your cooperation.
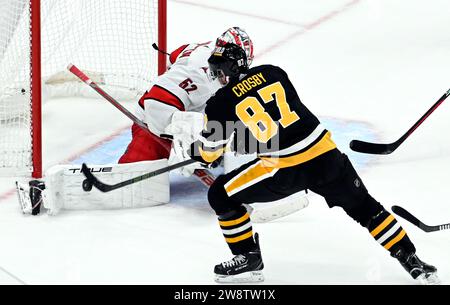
[82,179,93,192]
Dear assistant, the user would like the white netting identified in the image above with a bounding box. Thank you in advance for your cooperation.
[0,0,160,175]
[0,0,31,175]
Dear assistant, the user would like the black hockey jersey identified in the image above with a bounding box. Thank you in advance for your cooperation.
[191,64,336,168]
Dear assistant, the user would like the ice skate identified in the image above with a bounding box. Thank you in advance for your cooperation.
[393,248,440,285]
[214,233,264,283]
[16,180,45,215]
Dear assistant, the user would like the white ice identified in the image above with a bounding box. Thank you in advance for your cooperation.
[0,0,449,284]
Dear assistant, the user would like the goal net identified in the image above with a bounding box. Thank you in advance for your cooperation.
[0,0,166,177]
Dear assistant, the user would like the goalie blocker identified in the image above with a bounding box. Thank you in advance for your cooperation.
[16,159,170,215]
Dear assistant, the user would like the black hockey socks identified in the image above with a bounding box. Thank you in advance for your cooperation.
[367,210,416,255]
[218,206,256,255]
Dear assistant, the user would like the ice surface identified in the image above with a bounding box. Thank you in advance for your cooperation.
[0,0,449,284]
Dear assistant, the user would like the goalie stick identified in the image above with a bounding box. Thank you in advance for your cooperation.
[67,64,215,187]
[350,88,450,155]
[152,43,170,56]
[392,205,450,232]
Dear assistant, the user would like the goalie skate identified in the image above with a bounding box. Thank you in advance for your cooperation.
[15,180,45,215]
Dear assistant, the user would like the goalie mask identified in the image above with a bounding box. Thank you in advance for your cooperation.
[208,27,253,85]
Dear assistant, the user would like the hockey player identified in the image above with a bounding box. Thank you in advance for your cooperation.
[176,40,439,284]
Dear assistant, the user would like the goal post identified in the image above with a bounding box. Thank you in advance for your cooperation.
[31,0,42,179]
[0,0,167,178]
[158,0,167,76]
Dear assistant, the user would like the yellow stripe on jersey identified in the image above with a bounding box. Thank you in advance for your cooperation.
[260,131,336,168]
[384,229,406,250]
[225,231,254,243]
[224,161,278,196]
[219,213,250,227]
[370,214,395,237]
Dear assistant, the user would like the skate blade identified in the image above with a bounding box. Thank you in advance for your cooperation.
[417,272,441,285]
[214,271,264,283]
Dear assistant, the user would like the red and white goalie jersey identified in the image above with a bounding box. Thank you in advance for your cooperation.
[119,42,221,163]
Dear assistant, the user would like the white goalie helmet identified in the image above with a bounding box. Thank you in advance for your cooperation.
[209,27,254,85]
[214,27,254,67]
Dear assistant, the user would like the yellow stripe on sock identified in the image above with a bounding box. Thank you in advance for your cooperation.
[384,229,406,250]
[219,213,249,227]
[371,214,395,237]
[225,231,253,243]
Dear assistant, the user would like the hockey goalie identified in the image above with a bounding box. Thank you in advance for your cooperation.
[16,27,308,221]
[17,39,220,215]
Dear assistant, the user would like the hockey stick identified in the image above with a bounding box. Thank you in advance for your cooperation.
[81,159,198,192]
[82,157,309,221]
[67,64,215,187]
[350,88,450,154]
[152,43,170,56]
[392,205,450,232]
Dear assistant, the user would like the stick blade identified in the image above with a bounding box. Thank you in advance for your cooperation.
[81,163,95,191]
[392,205,422,227]
[349,140,394,155]
[392,205,440,232]
[80,163,110,193]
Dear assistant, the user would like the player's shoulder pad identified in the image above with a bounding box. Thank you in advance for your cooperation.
[169,44,189,64]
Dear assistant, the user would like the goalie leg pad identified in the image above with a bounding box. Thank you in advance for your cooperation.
[246,192,309,223]
[43,159,170,215]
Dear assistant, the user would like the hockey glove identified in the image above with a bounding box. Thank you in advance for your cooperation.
[165,111,206,177]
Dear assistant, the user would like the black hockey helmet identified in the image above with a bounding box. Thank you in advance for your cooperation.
[208,43,249,85]
[208,27,253,85]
